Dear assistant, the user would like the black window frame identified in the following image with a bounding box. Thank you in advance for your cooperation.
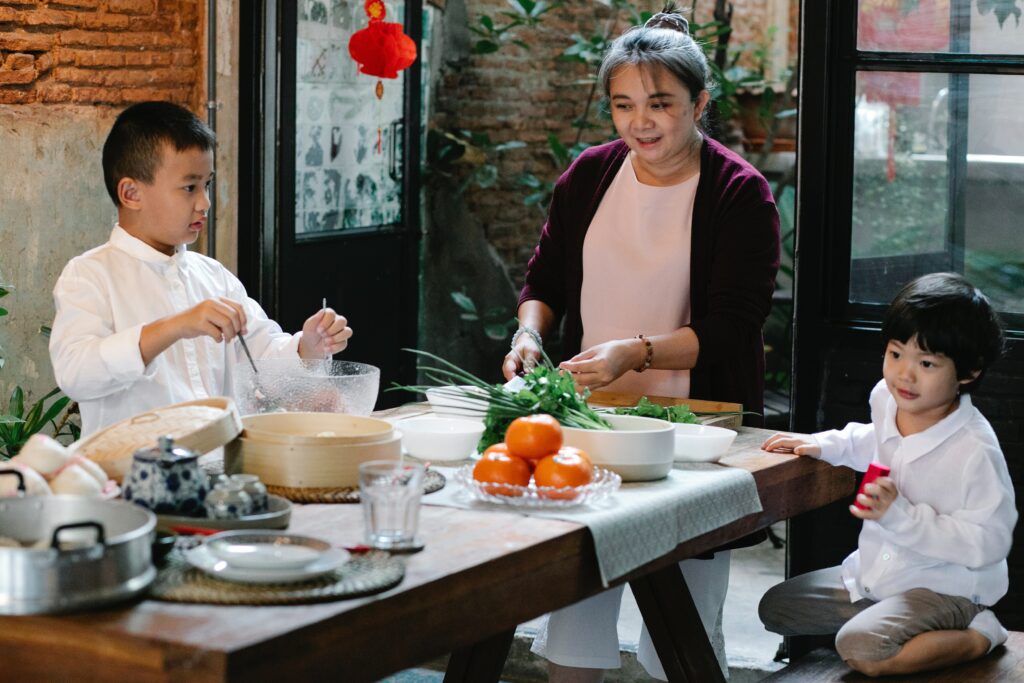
[805,0,1024,334]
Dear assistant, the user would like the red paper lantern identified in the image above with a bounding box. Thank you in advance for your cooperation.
[348,0,417,94]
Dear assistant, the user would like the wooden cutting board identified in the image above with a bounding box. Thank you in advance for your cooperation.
[587,391,743,429]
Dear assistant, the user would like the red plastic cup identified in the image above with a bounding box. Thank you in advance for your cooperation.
[853,462,891,510]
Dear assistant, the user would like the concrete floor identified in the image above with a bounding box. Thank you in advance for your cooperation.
[384,522,789,682]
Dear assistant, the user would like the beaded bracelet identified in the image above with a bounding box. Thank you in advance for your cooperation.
[635,334,654,373]
[511,324,542,350]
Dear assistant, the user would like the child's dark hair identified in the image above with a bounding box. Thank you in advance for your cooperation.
[102,101,215,206]
[882,272,1005,392]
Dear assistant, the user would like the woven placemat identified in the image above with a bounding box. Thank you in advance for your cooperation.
[150,539,405,605]
[265,468,446,504]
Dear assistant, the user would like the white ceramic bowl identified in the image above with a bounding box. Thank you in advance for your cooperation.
[399,415,484,461]
[425,385,489,418]
[673,423,738,463]
[562,414,675,481]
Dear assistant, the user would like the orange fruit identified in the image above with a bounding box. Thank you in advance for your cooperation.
[472,447,531,496]
[556,445,591,466]
[505,414,563,462]
[534,449,593,499]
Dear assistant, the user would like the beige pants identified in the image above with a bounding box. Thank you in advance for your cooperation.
[758,565,986,661]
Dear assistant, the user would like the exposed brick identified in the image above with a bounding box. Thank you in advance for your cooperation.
[75,13,131,30]
[4,52,33,70]
[34,52,53,73]
[119,85,190,104]
[171,49,194,67]
[129,15,174,31]
[56,65,193,87]
[123,51,153,66]
[0,31,53,52]
[0,7,18,22]
[58,29,108,48]
[0,66,36,84]
[50,0,102,8]
[0,87,35,104]
[37,81,71,102]
[70,85,119,104]
[22,8,76,27]
[75,49,125,67]
[108,0,156,14]
[106,32,175,48]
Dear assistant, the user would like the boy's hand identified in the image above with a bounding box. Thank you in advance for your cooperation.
[140,298,247,366]
[299,308,353,359]
[760,433,821,457]
[850,476,898,520]
[178,297,248,342]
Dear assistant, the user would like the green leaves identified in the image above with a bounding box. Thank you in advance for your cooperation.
[450,291,518,340]
[390,348,611,452]
[0,386,72,459]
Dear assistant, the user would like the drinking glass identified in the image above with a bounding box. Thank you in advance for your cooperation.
[358,460,425,550]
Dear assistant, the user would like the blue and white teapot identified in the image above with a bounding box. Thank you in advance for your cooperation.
[123,435,208,516]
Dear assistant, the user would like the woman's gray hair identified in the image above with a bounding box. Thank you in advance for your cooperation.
[598,10,712,103]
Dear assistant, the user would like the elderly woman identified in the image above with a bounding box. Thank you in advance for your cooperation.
[501,8,780,682]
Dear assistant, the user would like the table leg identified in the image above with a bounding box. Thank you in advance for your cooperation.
[630,564,726,683]
[443,628,515,683]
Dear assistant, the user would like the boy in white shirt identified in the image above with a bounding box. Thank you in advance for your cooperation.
[759,272,1015,677]
[50,101,353,436]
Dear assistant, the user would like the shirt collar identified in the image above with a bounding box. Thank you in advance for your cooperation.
[110,224,188,268]
[882,391,975,464]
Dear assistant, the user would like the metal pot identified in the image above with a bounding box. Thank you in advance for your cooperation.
[0,471,156,615]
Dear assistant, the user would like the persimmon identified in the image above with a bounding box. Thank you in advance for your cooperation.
[534,448,593,499]
[505,414,563,462]
[472,447,531,496]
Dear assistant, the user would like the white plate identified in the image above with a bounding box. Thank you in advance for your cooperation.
[184,543,349,584]
[207,540,326,570]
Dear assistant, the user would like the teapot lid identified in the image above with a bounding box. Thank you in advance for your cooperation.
[132,435,199,463]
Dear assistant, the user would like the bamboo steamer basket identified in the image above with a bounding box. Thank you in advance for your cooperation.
[223,413,401,488]
[71,398,243,483]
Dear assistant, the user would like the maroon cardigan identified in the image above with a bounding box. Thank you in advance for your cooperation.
[519,137,780,425]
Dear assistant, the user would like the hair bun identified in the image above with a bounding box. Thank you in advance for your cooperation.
[644,12,689,35]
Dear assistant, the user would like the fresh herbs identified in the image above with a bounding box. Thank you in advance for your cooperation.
[612,397,701,424]
[390,349,611,451]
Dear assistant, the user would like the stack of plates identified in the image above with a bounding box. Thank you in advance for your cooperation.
[184,531,349,584]
[223,413,401,489]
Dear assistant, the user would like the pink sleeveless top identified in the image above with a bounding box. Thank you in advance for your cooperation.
[580,157,698,398]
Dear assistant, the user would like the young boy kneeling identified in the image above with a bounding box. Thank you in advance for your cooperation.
[759,272,1016,677]
[50,101,353,436]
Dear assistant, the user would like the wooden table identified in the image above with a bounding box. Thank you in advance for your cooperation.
[0,428,854,682]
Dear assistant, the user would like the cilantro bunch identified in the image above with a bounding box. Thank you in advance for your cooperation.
[391,349,611,452]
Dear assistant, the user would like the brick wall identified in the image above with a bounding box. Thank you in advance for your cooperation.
[0,0,204,108]
[436,0,796,286]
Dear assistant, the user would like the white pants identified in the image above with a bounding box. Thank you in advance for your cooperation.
[530,552,731,679]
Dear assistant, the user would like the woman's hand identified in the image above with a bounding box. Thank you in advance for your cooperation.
[558,338,643,390]
[502,334,542,380]
[850,477,898,521]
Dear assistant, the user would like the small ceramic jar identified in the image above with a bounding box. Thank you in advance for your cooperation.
[123,436,208,516]
[204,480,253,519]
[229,474,268,513]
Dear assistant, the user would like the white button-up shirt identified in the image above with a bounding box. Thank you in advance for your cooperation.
[50,226,301,436]
[812,380,1017,606]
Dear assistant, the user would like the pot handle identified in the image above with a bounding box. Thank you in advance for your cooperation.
[50,521,106,550]
[0,469,26,494]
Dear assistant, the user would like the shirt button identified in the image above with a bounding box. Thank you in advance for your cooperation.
[882,553,891,561]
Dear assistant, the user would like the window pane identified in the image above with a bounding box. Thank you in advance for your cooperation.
[857,0,1024,55]
[294,0,406,235]
[850,71,1024,315]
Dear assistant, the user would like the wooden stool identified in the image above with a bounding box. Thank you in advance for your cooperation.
[762,631,1024,682]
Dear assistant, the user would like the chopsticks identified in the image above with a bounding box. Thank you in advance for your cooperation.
[237,335,258,373]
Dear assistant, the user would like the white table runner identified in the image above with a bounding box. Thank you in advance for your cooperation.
[424,463,762,586]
